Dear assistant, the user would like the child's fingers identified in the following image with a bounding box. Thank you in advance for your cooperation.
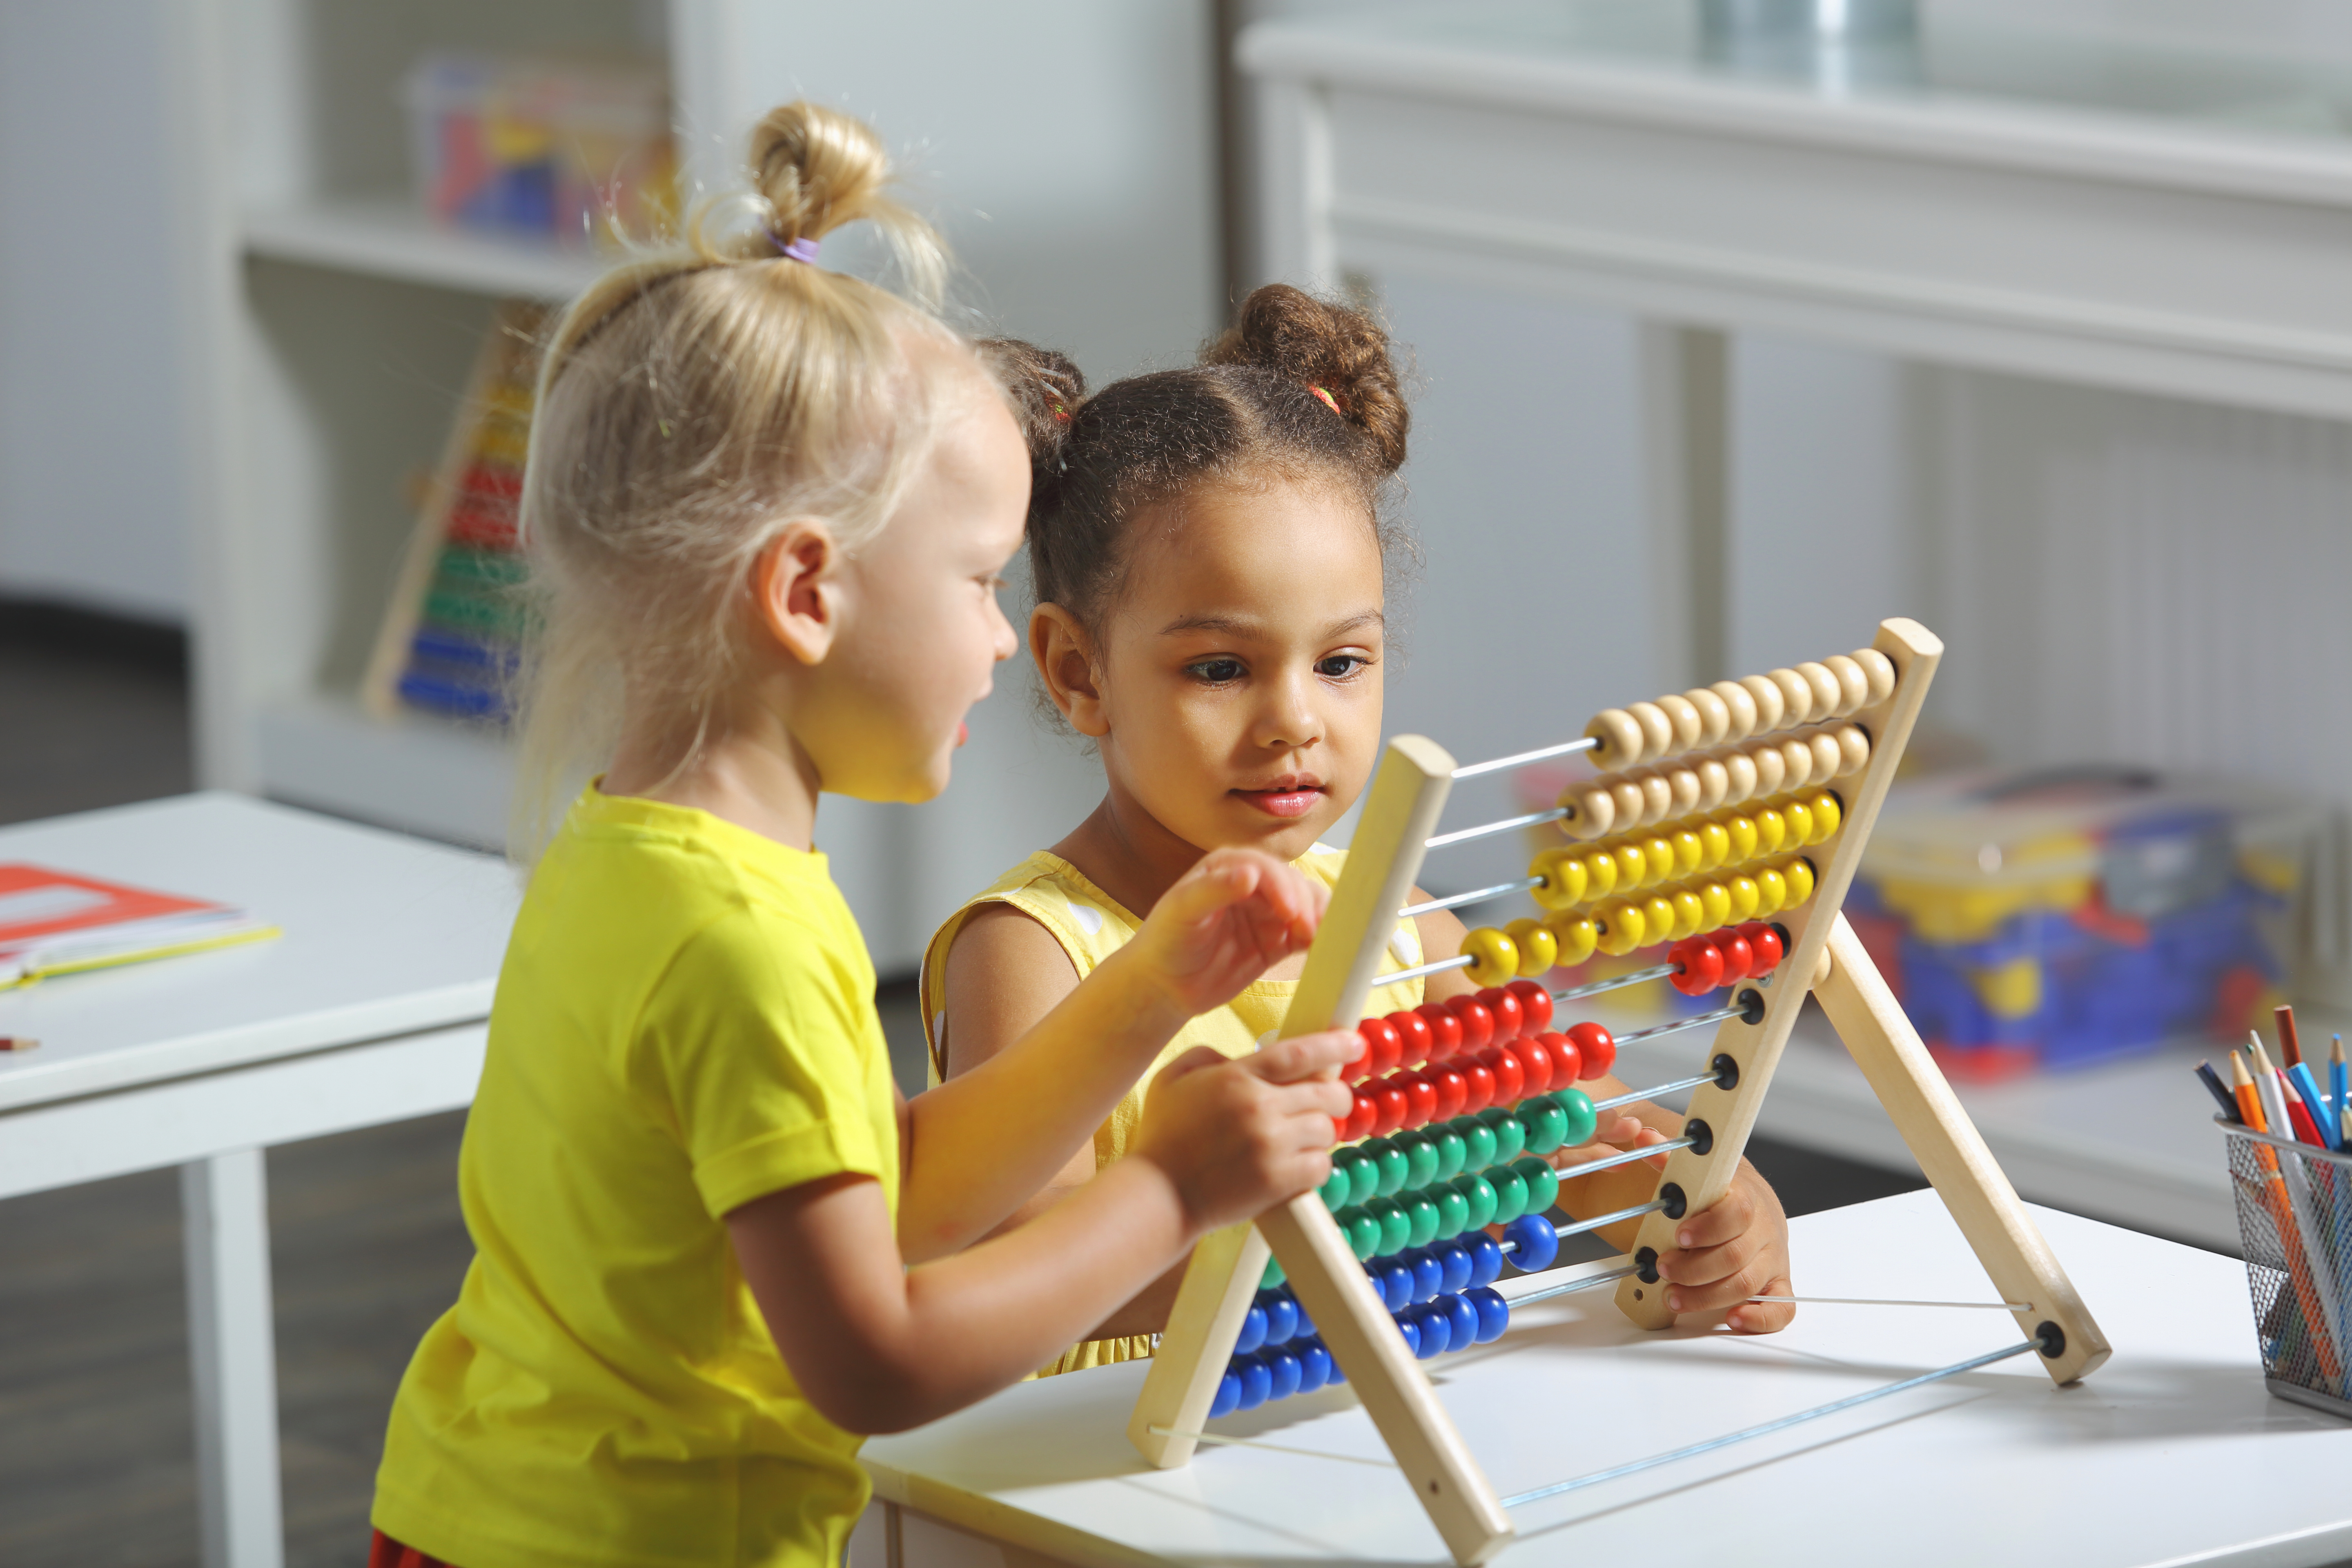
[1668,1185,1755,1254]
[1724,1276,1796,1334]
[1147,1044,1239,1097]
[1658,1243,1770,1316]
[1251,1028,1358,1084]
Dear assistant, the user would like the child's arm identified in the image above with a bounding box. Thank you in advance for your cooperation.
[896,846,1344,1264]
[731,1033,1352,1434]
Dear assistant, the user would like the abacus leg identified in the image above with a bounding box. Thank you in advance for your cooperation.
[1813,915,2111,1385]
[1128,1221,1269,1468]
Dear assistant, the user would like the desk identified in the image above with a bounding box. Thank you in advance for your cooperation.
[0,793,515,1568]
[854,1189,2352,1567]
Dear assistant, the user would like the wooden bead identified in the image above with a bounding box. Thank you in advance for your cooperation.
[1711,679,1758,741]
[1722,749,1759,804]
[1727,873,1761,921]
[1797,661,1842,719]
[1837,724,1871,777]
[1769,668,1813,728]
[1665,765,1702,817]
[1739,674,1785,733]
[1670,828,1704,878]
[1808,729,1843,782]
[1610,777,1648,829]
[1558,782,1615,840]
[1655,693,1703,752]
[1696,819,1731,870]
[1586,708,1645,768]
[1643,835,1677,885]
[1506,918,1557,977]
[1613,842,1650,891]
[1698,878,1734,930]
[1593,899,1645,956]
[1748,740,1786,797]
[1824,653,1870,716]
[1669,889,1704,941]
[1529,847,1587,910]
[1753,804,1788,856]
[1642,893,1678,947]
[1460,927,1519,988]
[1545,911,1598,967]
[1579,847,1618,899]
[1637,771,1673,826]
[1853,647,1897,704]
[1783,856,1817,908]
[1807,789,1842,844]
[1683,687,1730,746]
[1627,701,1674,762]
[1694,757,1730,811]
[1778,736,1815,791]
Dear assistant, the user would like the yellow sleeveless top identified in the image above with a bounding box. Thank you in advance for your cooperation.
[919,845,1426,1377]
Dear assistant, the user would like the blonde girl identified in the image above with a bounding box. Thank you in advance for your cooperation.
[928,287,1793,1379]
[368,106,1354,1568]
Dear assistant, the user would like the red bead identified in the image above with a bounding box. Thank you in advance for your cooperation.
[1460,1059,1496,1115]
[1507,978,1553,1035]
[1419,1004,1463,1060]
[1346,1090,1379,1142]
[1715,929,1755,983]
[1447,996,1495,1054]
[1388,1008,1434,1066]
[1743,921,1785,974]
[1512,1036,1556,1096]
[1403,1072,1439,1129]
[1478,986,1523,1042]
[1565,1020,1615,1080]
[1341,1040,1370,1081]
[1374,1081,1410,1137]
[1429,1067,1469,1122]
[1670,937,1724,997]
[1539,1029,1581,1086]
[1359,1017,1403,1078]
[1483,1045,1525,1106]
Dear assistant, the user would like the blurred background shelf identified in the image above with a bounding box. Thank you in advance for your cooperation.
[256,695,514,850]
[241,201,606,301]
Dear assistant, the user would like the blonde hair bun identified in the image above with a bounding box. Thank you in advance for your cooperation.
[751,101,898,249]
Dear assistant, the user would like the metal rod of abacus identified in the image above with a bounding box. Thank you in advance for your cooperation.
[1508,1263,1643,1307]
[1613,996,1755,1047]
[1552,1194,1674,1241]
[1450,736,1599,780]
[1399,877,1544,920]
[1425,807,1568,850]
[1551,961,1679,1003]
[1590,1071,1721,1112]
[1381,951,1477,987]
[1554,1137,1694,1180]
[1495,1338,2046,1509]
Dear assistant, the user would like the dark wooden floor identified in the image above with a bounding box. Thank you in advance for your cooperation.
[0,599,1923,1567]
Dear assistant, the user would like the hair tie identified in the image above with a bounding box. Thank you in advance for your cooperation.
[1308,384,1343,416]
[1050,401,1070,424]
[768,231,821,264]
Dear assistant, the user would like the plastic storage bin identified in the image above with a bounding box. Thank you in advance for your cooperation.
[1850,767,2315,1081]
[2221,1118,2352,1419]
[404,54,675,246]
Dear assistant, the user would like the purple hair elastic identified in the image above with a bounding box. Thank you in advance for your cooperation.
[772,233,820,264]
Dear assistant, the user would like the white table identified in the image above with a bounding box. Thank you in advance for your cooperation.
[0,793,516,1568]
[853,1188,2350,1567]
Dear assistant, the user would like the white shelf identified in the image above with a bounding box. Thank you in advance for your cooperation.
[241,199,605,301]
[256,693,514,849]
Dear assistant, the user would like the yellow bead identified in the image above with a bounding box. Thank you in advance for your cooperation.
[1753,866,1788,917]
[1670,829,1704,878]
[1728,874,1761,921]
[1669,889,1704,940]
[1723,812,1759,863]
[1613,843,1650,891]
[1807,790,1842,844]
[1642,894,1677,947]
[1782,857,1817,908]
[1581,849,1619,900]
[1753,805,1788,857]
[1546,912,1599,967]
[1643,836,1677,885]
[1698,879,1733,930]
[1594,900,1645,956]
[1508,917,1557,977]
[1697,820,1731,872]
[1529,848,1587,911]
[1461,926,1519,987]
[1782,799,1814,847]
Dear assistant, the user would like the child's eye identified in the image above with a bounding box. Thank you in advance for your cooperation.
[1186,657,1246,684]
[1317,653,1372,679]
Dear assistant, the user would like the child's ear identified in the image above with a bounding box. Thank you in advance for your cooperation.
[1030,604,1109,736]
[752,521,844,666]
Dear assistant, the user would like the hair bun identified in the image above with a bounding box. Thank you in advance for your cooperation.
[976,338,1087,494]
[750,101,897,246]
[1204,283,1408,474]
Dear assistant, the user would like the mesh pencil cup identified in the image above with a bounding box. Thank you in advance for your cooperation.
[2219,1117,2352,1418]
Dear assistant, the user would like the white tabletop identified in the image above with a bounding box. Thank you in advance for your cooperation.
[0,793,517,1110]
[862,1189,2352,1567]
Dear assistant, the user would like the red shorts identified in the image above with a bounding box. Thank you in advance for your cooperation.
[369,1530,458,1568]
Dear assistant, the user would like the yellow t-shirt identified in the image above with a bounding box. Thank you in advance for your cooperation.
[918,845,1424,1378]
[374,787,899,1568]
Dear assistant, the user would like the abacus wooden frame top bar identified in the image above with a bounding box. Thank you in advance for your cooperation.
[1129,619,2110,1567]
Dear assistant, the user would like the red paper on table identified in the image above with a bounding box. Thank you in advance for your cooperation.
[0,864,275,988]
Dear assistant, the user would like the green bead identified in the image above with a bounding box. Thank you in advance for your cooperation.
[1430,1125,1467,1183]
[1370,1196,1412,1257]
[1343,1207,1381,1260]
[1513,1154,1561,1217]
[1553,1089,1599,1150]
[1435,1182,1470,1237]
[1399,1130,1439,1193]
[1319,1162,1353,1210]
[1262,1255,1286,1288]
[1457,1116,1498,1172]
[1490,1165,1530,1225]
[1330,1147,1371,1208]
[1345,1147,1381,1207]
[1452,1172,1498,1231]
[1518,1096,1569,1156]
[1481,1105,1527,1165]
[1404,1192,1441,1248]
[1372,1139,1410,1198]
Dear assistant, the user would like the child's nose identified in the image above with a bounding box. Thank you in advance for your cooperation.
[989,602,1017,662]
[1254,674,1325,750]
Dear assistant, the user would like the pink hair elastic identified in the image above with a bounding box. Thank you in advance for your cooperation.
[1309,384,1343,416]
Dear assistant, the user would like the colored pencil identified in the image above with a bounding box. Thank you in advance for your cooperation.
[2291,1063,2338,1152]
[0,1036,38,1052]
[2196,1060,2242,1123]
[2234,1050,2269,1132]
[2332,1036,2348,1134]
[2252,1036,2298,1144]
[2278,1004,2306,1071]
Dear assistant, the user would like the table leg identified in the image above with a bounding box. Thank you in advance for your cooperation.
[182,1149,285,1568]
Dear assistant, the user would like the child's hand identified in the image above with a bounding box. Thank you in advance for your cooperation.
[1122,848,1329,1020]
[1131,1031,1355,1232]
[1653,1162,1793,1333]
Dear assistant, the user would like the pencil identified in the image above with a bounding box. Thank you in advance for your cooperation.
[0,1036,38,1052]
[2279,1004,2306,1071]
[2290,1062,2336,1151]
[2196,1060,2242,1123]
[2332,1036,2348,1134]
[2234,1050,2269,1132]
[2252,1036,2297,1143]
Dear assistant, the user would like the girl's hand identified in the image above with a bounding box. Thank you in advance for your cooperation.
[1652,1161,1793,1333]
[1131,1031,1355,1232]
[1548,1114,1651,1166]
[1122,848,1329,1019]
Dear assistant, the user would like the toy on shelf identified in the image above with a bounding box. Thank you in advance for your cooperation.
[1129,621,2110,1566]
[1849,766,2315,1080]
[363,300,544,724]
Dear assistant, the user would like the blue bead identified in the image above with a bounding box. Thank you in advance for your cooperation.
[1395,1313,1422,1358]
[1413,1301,1450,1357]
[1440,1290,1481,1351]
[1265,1347,1303,1401]
[1467,1231,1506,1289]
[1468,1285,1511,1344]
[1294,1299,1316,1339]
[1211,1370,1242,1418]
[1410,1249,1444,1303]
[1236,1354,1273,1411]
[1503,1213,1559,1274]
[1234,1303,1268,1355]
[1296,1336,1332,1394]
[1378,1260,1414,1312]
[1326,1344,1347,1384]
[1263,1290,1298,1346]
[1437,1240,1474,1294]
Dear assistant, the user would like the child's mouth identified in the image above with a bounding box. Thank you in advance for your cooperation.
[1234,784,1324,819]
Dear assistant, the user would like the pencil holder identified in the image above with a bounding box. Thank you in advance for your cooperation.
[2220,1118,2352,1418]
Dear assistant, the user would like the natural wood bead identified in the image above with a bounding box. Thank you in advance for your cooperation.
[1778,736,1815,791]
[1739,674,1785,733]
[1684,687,1731,746]
[1722,749,1759,804]
[1656,693,1704,752]
[1694,756,1730,811]
[1853,647,1897,704]
[1797,662,1842,718]
[1586,708,1645,769]
[1612,777,1649,828]
[1637,771,1674,826]
[1711,679,1758,741]
[1627,701,1674,762]
[1665,766,1702,817]
[1808,729,1844,782]
[1823,654,1870,716]
[1748,739,1787,796]
[1769,668,1813,728]
[1558,783,1616,839]
[1837,723,1871,777]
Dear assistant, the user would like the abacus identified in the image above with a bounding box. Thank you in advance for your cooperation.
[1128,619,2110,1565]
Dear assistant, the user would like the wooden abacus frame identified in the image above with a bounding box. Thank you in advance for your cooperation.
[1128,619,2110,1566]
